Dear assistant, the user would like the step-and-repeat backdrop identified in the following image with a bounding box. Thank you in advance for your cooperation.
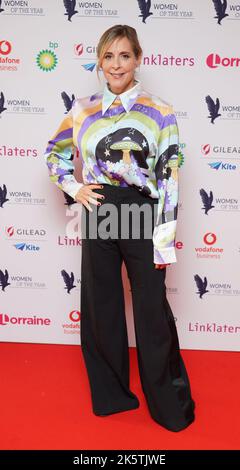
[1,1,239,350]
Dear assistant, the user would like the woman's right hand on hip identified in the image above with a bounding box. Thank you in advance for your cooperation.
[75,184,104,212]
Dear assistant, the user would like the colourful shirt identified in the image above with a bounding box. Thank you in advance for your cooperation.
[44,80,179,264]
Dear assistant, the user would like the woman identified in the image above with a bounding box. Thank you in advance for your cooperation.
[44,25,195,432]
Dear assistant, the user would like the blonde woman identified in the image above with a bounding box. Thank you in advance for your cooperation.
[44,25,195,432]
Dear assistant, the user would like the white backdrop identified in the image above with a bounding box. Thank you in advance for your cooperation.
[0,0,240,350]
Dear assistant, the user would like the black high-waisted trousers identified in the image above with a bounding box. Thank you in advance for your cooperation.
[80,184,195,432]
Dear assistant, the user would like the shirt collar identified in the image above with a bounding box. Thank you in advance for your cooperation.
[102,79,141,116]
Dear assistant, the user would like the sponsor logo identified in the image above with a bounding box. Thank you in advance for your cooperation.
[63,1,118,20]
[208,161,237,170]
[195,232,224,259]
[205,95,221,123]
[62,310,81,335]
[14,243,40,251]
[0,39,20,71]
[36,48,58,72]
[61,269,77,294]
[206,52,240,69]
[0,313,51,326]
[136,0,194,23]
[0,2,44,16]
[188,322,240,334]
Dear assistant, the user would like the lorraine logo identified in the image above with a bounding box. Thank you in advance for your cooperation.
[136,0,153,23]
[82,62,96,72]
[0,314,9,325]
[194,274,209,299]
[212,0,229,25]
[0,184,9,207]
[206,52,240,69]
[178,150,184,168]
[63,0,78,22]
[36,49,58,71]
[208,161,236,170]
[205,95,221,124]
[200,189,215,215]
[0,313,51,326]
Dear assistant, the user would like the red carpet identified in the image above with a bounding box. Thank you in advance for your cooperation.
[0,343,239,450]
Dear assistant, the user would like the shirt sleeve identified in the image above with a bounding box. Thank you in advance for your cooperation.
[153,107,179,264]
[44,102,83,200]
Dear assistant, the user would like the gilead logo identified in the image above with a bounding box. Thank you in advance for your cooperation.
[201,144,211,155]
[0,313,51,326]
[74,44,83,56]
[206,53,240,68]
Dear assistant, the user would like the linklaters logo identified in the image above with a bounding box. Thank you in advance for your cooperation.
[36,49,57,71]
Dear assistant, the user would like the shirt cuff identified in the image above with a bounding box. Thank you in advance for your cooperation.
[153,246,177,264]
[62,181,84,200]
[152,220,177,264]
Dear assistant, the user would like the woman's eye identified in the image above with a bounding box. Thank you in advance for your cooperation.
[123,54,130,59]
[104,55,111,59]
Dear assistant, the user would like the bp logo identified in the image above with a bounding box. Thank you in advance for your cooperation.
[36,49,58,71]
[178,150,184,168]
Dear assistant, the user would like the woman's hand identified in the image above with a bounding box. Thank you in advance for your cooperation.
[75,184,104,211]
[155,264,170,269]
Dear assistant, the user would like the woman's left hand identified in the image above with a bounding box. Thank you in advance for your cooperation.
[155,263,170,269]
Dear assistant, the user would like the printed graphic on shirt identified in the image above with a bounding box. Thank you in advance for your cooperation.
[95,127,151,194]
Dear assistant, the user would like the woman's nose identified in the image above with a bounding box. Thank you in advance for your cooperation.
[112,56,121,68]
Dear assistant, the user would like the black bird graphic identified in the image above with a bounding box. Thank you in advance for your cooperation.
[61,269,76,294]
[194,275,209,299]
[212,0,229,25]
[0,184,9,208]
[137,0,153,23]
[0,269,10,292]
[63,191,76,206]
[0,92,7,114]
[200,189,215,215]
[205,95,221,124]
[61,91,75,113]
[63,0,78,22]
[0,0,4,13]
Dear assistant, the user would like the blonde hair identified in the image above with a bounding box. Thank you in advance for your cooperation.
[96,24,142,79]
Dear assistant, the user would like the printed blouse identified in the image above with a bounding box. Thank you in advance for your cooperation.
[44,80,179,264]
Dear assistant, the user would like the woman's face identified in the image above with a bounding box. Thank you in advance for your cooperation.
[100,36,142,95]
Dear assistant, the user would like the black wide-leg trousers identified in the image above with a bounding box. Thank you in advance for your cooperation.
[80,184,195,432]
